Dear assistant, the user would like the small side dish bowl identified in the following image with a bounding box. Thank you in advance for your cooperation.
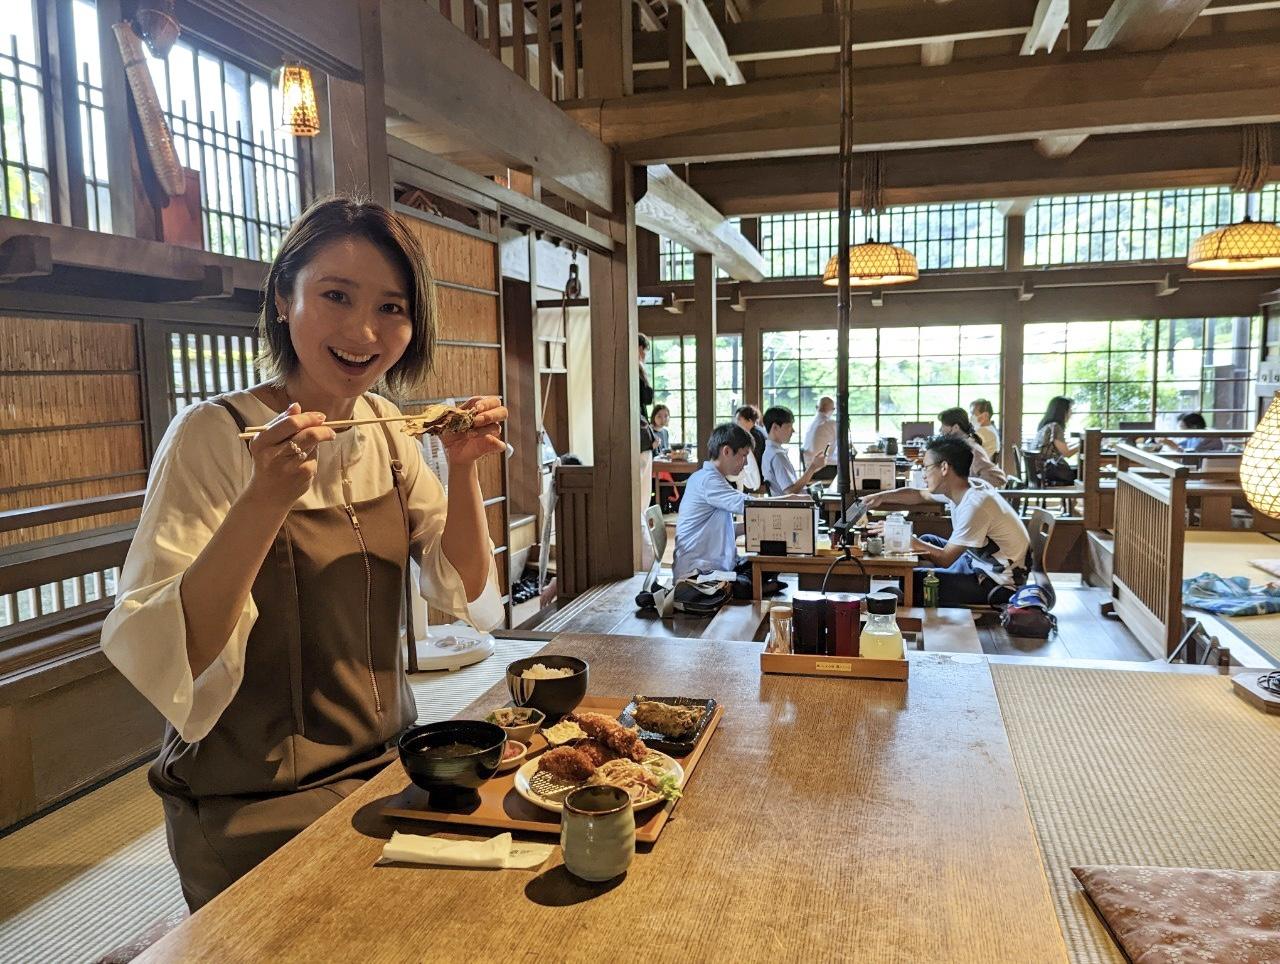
[398,720,506,810]
[483,704,546,743]
[506,655,589,718]
[497,739,528,773]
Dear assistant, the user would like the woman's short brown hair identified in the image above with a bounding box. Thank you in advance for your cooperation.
[258,195,437,397]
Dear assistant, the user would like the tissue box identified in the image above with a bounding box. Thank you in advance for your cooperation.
[745,499,818,555]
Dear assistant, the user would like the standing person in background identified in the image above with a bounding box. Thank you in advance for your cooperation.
[650,404,671,453]
[939,407,1007,486]
[802,396,838,482]
[969,398,1000,459]
[761,406,828,496]
[637,334,656,537]
[736,405,767,479]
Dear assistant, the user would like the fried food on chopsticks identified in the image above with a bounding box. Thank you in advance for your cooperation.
[400,404,475,438]
[632,697,705,739]
[537,746,596,782]
[569,711,647,762]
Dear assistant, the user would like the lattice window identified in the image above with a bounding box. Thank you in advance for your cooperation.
[658,236,693,282]
[758,204,1005,278]
[763,325,1003,461]
[2,568,119,631]
[145,39,302,261]
[1021,317,1262,440]
[167,326,261,415]
[0,1,52,222]
[1025,186,1280,266]
[715,333,743,425]
[71,0,110,231]
[646,334,697,448]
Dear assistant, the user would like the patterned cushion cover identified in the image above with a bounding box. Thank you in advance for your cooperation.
[1072,865,1280,964]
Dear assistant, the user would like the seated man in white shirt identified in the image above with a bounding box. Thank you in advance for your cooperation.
[802,397,838,482]
[761,406,828,497]
[865,435,1030,607]
[969,398,1000,459]
[673,423,783,599]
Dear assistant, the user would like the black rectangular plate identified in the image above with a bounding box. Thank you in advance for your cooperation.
[618,696,718,757]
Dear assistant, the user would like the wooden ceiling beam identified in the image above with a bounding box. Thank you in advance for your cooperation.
[680,127,1273,214]
[381,0,612,213]
[673,0,746,85]
[635,165,766,281]
[563,32,1280,164]
[1034,0,1214,156]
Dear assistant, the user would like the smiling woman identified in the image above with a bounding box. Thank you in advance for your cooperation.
[99,196,508,912]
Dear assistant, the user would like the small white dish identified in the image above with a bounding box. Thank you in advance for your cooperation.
[497,740,528,773]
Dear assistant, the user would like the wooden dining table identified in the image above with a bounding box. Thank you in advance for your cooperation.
[138,635,1068,963]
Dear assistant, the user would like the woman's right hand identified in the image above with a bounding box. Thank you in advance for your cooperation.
[243,404,336,509]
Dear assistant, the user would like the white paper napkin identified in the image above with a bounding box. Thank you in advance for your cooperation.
[379,831,552,870]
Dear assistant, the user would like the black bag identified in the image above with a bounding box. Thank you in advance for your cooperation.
[639,418,656,452]
[1042,456,1076,485]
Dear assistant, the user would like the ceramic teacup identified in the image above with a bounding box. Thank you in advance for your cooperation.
[560,785,634,882]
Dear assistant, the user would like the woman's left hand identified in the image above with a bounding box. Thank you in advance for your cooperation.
[441,396,508,467]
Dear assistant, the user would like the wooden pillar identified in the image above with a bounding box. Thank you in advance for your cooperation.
[667,4,686,90]
[581,0,632,97]
[1000,315,1025,472]
[1005,214,1025,272]
[316,0,391,204]
[694,252,718,448]
[743,303,762,413]
[96,0,136,236]
[587,157,641,577]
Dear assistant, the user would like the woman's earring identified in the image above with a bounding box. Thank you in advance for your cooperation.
[278,313,287,324]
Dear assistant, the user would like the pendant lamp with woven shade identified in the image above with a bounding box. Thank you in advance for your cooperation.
[1241,394,1280,518]
[1187,216,1280,271]
[822,239,919,287]
[279,64,320,137]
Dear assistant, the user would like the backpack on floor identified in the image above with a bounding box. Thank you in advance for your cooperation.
[636,575,731,618]
[1000,584,1057,638]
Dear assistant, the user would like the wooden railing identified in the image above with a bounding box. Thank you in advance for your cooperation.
[431,0,580,102]
[1081,428,1261,532]
[1110,444,1189,659]
[0,491,144,677]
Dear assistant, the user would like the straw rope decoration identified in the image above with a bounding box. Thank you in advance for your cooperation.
[1233,125,1272,195]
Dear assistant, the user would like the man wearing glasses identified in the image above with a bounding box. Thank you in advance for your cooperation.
[864,436,1030,606]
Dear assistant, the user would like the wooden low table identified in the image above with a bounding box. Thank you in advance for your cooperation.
[652,457,698,476]
[750,551,919,605]
[137,636,1067,963]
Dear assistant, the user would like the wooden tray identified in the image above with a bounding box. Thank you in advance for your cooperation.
[1232,672,1280,715]
[760,649,909,681]
[381,696,724,844]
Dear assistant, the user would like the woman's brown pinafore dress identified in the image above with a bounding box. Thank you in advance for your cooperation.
[149,397,418,910]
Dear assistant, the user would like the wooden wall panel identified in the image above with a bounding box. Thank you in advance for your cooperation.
[401,217,496,291]
[0,315,137,371]
[478,455,504,502]
[435,285,500,344]
[0,374,142,428]
[422,345,501,400]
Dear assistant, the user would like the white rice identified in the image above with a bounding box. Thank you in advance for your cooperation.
[521,663,575,679]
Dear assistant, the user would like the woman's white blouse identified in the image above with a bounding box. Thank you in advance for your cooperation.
[101,391,503,743]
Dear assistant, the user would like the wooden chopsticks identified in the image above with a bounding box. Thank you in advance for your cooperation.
[236,414,415,440]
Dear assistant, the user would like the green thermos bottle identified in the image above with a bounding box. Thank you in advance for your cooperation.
[923,570,940,608]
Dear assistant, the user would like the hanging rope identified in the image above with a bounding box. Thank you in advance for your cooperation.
[860,152,885,217]
[1233,124,1272,194]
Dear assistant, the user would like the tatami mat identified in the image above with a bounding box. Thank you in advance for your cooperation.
[991,664,1280,964]
[0,636,544,964]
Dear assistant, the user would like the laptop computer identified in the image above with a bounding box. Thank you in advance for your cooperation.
[901,421,934,443]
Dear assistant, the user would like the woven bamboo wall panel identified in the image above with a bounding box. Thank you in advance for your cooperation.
[434,285,499,344]
[0,315,137,371]
[422,345,500,400]
[400,218,495,291]
[0,374,142,429]
[0,425,146,491]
